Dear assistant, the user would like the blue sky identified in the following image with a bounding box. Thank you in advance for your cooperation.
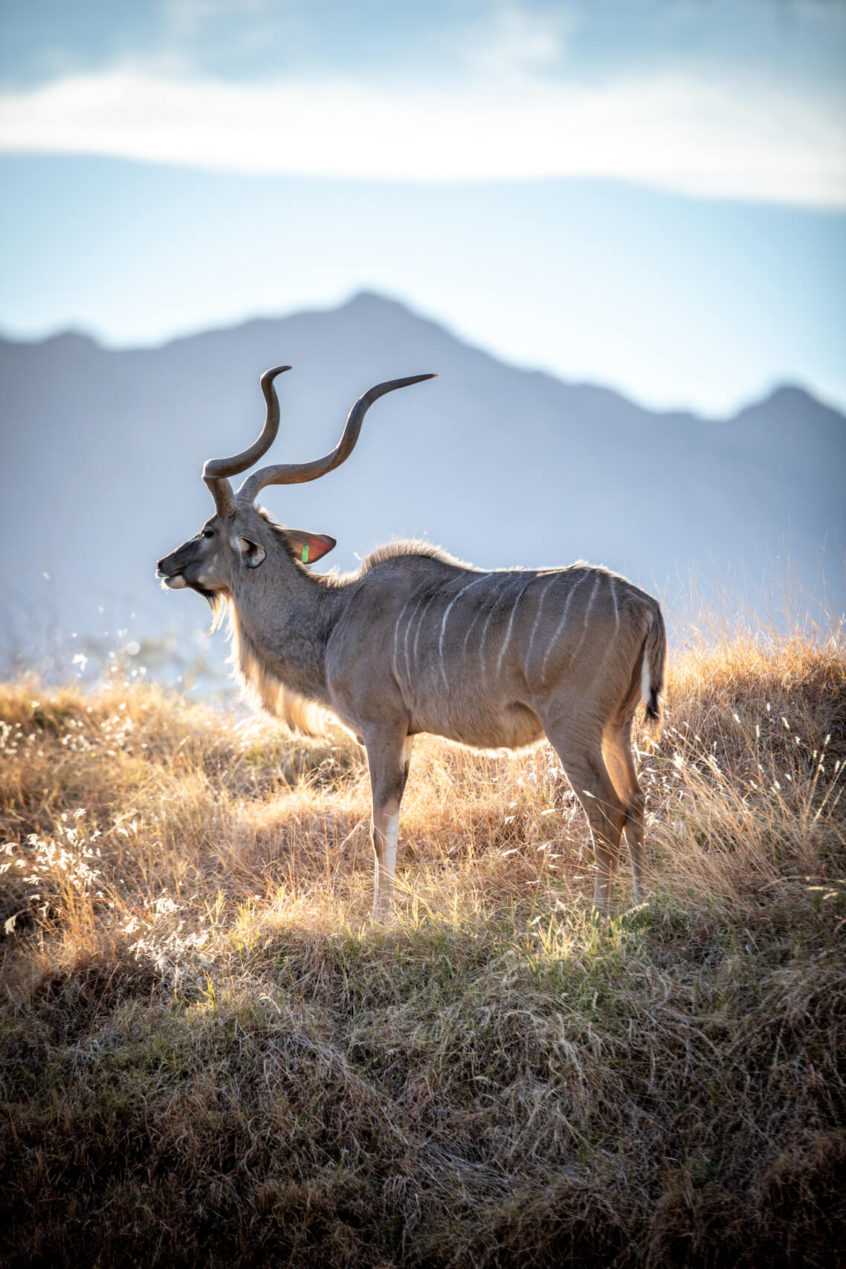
[1,0,844,414]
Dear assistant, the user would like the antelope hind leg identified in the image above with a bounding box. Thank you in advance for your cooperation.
[546,722,627,911]
[603,720,646,904]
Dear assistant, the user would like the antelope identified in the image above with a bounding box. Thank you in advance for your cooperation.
[157,367,666,914]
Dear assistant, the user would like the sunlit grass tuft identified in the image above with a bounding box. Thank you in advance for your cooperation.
[1,622,844,1266]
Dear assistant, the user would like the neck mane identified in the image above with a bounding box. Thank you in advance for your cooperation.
[223,598,332,736]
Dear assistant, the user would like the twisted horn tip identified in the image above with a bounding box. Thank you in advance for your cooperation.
[260,365,293,386]
[389,373,438,387]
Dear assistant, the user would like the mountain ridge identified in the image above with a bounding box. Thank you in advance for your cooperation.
[1,290,838,427]
[0,291,843,678]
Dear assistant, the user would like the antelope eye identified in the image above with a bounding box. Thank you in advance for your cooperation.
[202,529,215,539]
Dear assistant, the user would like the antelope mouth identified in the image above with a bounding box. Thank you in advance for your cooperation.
[157,567,217,604]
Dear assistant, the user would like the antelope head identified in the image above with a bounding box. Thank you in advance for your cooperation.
[156,366,436,602]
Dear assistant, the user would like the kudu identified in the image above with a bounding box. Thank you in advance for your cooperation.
[157,367,666,914]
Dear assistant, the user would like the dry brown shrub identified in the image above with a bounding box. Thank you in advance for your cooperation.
[1,623,844,1266]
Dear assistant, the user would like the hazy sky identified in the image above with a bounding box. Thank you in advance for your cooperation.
[1,0,844,414]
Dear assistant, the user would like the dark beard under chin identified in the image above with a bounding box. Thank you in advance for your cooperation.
[181,578,216,604]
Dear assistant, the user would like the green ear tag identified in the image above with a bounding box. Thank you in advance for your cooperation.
[301,544,310,563]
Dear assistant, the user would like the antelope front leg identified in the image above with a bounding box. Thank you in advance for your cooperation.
[363,726,414,916]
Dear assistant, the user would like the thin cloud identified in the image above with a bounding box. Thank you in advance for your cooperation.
[1,67,844,207]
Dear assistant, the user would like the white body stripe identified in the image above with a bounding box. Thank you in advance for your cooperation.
[496,577,533,677]
[438,573,488,687]
[609,574,620,633]
[570,572,602,665]
[393,597,415,681]
[412,594,437,680]
[403,594,426,681]
[540,570,590,682]
[477,601,498,667]
[461,590,488,658]
[525,574,556,676]
[592,574,621,679]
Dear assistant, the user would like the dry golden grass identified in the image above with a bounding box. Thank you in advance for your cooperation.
[1,624,844,1267]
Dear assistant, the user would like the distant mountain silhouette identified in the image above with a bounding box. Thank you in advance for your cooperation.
[1,292,843,679]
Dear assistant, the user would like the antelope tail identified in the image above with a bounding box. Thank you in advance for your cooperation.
[641,605,667,733]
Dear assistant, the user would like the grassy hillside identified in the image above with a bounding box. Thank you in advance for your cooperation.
[1,627,844,1267]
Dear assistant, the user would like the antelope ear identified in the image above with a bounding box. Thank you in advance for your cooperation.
[234,536,266,568]
[282,529,337,566]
